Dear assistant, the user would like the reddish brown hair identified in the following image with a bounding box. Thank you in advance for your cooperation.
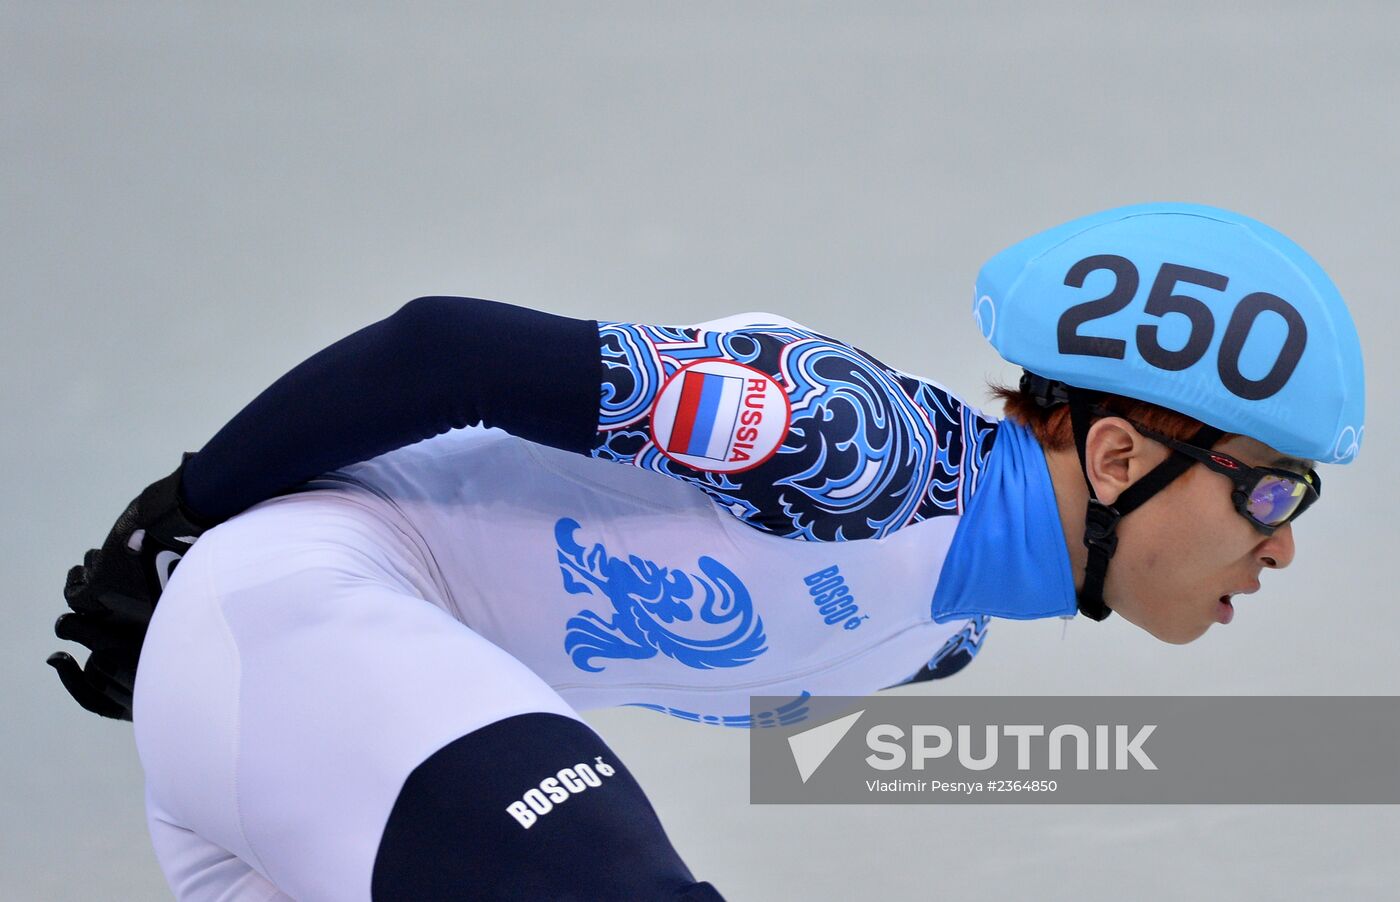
[989,380,1226,452]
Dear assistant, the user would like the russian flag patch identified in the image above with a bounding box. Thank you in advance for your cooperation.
[650,359,790,473]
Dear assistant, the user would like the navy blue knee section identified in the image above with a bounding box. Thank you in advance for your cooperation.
[371,713,724,901]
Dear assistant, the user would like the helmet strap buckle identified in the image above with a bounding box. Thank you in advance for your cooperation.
[1082,499,1121,558]
[1077,498,1119,622]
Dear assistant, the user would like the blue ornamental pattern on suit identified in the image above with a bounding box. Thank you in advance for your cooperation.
[914,614,991,683]
[554,518,767,673]
[595,319,999,541]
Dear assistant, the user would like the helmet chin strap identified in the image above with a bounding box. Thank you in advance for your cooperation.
[1061,385,1224,621]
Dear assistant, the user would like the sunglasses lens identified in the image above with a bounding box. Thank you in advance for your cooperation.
[1247,475,1309,526]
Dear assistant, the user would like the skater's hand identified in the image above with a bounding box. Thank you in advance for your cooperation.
[48,453,214,720]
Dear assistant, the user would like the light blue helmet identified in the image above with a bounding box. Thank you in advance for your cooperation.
[975,203,1365,464]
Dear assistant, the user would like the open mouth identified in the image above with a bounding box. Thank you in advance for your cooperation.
[1216,595,1235,625]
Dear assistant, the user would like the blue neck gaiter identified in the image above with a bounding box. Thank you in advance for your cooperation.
[931,418,1077,623]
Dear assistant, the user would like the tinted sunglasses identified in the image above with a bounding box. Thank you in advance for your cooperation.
[1124,419,1321,535]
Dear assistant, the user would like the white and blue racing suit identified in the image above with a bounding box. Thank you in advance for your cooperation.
[133,300,1077,901]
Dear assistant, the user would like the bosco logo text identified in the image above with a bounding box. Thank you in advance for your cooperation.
[505,757,617,829]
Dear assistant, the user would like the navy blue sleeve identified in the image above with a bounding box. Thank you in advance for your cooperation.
[180,296,601,523]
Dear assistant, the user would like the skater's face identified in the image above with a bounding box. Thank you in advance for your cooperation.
[1078,422,1302,643]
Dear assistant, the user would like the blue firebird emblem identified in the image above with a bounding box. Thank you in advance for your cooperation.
[553,517,768,673]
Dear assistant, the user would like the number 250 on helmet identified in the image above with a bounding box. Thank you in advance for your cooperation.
[974,203,1365,464]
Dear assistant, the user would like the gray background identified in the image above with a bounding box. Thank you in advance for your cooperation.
[5,2,1397,899]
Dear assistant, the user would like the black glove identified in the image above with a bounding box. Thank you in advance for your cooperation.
[48,453,216,720]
